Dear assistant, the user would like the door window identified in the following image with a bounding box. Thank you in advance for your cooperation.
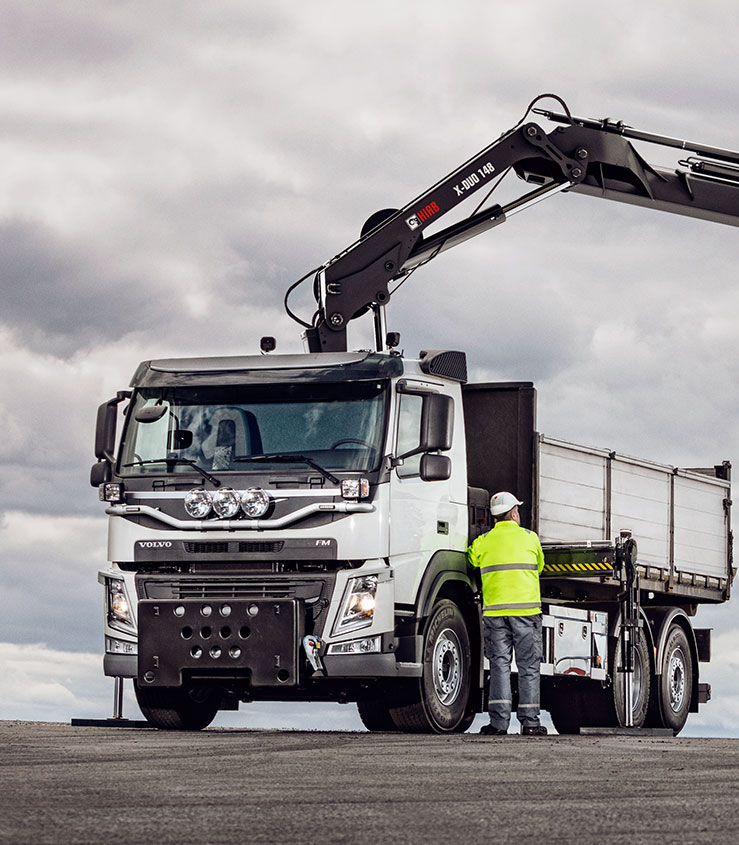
[396,392,423,478]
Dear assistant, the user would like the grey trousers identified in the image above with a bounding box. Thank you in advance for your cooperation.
[483,615,543,729]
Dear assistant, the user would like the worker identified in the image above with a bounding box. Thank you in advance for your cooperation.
[468,491,547,736]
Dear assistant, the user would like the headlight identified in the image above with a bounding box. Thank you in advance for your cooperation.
[211,487,241,518]
[334,575,378,634]
[184,488,213,518]
[107,578,135,634]
[240,488,270,518]
[341,478,369,500]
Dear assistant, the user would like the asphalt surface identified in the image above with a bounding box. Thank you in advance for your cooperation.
[3,721,738,844]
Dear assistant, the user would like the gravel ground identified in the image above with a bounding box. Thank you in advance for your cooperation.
[2,720,738,844]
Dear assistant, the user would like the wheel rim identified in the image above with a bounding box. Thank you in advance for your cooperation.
[631,650,643,710]
[668,646,686,712]
[432,627,463,706]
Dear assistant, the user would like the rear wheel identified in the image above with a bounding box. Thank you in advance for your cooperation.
[650,625,693,735]
[547,626,651,733]
[613,628,651,728]
[387,599,472,733]
[134,681,221,730]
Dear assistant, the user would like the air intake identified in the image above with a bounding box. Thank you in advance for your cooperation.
[419,350,467,382]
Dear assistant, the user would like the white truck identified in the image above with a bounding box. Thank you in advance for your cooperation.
[91,96,737,734]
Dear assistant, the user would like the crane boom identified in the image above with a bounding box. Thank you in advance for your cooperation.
[298,98,739,353]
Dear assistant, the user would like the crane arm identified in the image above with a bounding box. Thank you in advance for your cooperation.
[299,99,739,353]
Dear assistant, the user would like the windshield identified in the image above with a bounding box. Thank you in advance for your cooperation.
[118,381,388,477]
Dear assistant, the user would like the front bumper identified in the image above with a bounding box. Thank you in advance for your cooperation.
[104,653,137,677]
[137,598,303,687]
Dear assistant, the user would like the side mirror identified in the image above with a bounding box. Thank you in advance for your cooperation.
[90,460,111,487]
[93,390,131,469]
[95,398,119,460]
[419,394,454,452]
[420,453,451,482]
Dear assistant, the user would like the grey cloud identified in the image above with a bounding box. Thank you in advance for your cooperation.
[0,220,164,355]
[0,513,104,652]
[0,3,138,74]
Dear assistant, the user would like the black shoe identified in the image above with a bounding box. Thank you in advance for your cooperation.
[521,725,548,736]
[479,724,508,736]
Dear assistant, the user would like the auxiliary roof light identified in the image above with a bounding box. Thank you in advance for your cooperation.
[240,488,271,518]
[184,488,213,519]
[211,487,241,519]
[184,487,272,520]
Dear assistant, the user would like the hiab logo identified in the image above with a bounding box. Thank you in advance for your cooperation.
[406,201,440,230]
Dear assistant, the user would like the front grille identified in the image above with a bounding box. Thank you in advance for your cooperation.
[136,572,338,633]
[184,542,229,554]
[176,578,297,599]
[182,540,285,554]
[238,541,285,553]
[139,574,330,602]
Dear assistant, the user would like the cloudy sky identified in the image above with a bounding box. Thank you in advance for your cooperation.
[1,1,737,734]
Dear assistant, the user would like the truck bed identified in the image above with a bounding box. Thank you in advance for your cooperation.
[537,436,732,602]
[462,382,733,604]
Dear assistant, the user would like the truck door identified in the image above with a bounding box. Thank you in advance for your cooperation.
[388,382,458,601]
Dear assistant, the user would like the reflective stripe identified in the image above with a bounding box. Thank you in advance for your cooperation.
[483,602,541,612]
[480,562,538,574]
[489,699,512,704]
[518,704,539,708]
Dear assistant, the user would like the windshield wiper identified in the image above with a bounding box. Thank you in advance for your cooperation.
[235,454,341,486]
[123,457,221,487]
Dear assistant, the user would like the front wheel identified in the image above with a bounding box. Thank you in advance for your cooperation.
[387,599,472,733]
[134,681,221,730]
[356,686,399,732]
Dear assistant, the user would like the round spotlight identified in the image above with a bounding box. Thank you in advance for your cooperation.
[211,487,241,518]
[184,488,213,518]
[240,488,270,518]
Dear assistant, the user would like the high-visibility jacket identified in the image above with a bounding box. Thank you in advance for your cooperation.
[467,520,545,617]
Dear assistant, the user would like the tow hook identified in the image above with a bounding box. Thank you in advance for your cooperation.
[303,635,325,674]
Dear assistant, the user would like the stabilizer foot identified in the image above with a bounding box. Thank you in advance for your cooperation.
[579,726,674,737]
[70,717,151,728]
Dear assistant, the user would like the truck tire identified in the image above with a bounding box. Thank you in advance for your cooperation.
[134,681,220,730]
[356,689,399,732]
[387,599,472,733]
[652,625,693,735]
[612,628,651,728]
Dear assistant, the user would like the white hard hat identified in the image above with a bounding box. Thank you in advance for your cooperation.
[490,491,523,516]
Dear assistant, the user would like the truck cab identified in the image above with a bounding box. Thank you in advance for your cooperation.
[96,350,485,731]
